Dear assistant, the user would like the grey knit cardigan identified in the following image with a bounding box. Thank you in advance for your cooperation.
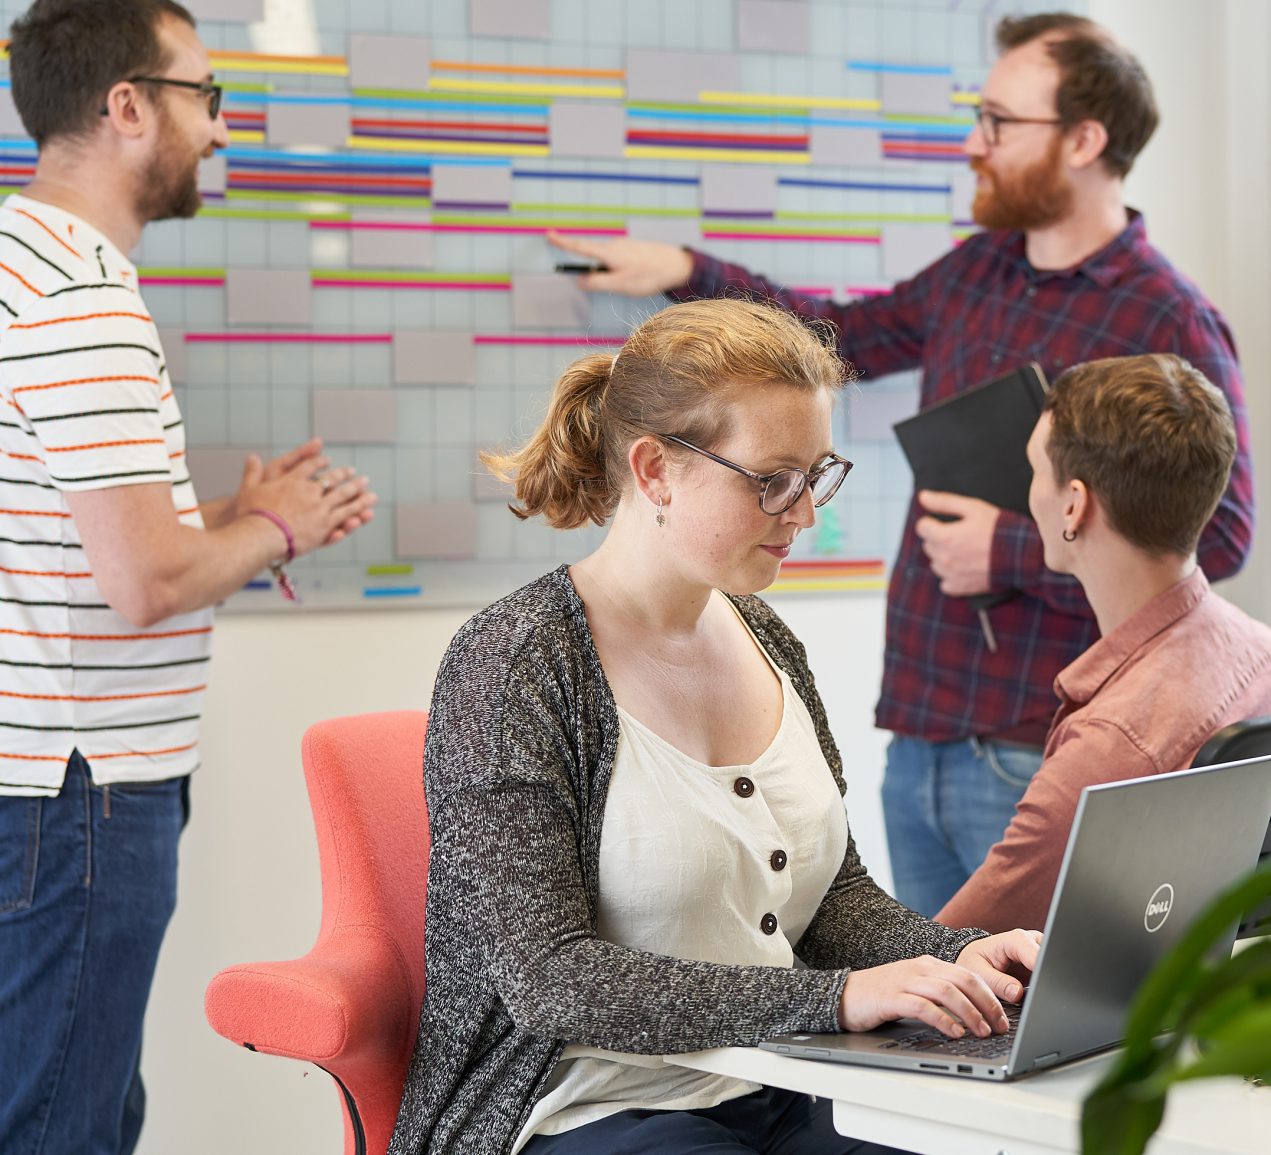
[389,565,986,1154]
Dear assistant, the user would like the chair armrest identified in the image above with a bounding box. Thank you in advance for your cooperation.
[205,928,416,1065]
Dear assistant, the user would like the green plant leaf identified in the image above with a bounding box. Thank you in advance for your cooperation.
[1082,1079,1167,1155]
[1175,1005,1271,1081]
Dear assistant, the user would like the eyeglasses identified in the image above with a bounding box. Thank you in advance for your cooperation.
[974,107,1063,147]
[100,76,223,120]
[662,434,852,516]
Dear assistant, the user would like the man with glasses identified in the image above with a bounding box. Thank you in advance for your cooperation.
[0,3,376,1152]
[550,13,1253,918]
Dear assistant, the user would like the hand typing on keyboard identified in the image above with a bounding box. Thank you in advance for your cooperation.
[836,928,1041,1040]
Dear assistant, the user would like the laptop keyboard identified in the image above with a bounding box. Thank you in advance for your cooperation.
[881,1000,1024,1061]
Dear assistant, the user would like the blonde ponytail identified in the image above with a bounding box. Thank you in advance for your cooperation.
[482,353,617,529]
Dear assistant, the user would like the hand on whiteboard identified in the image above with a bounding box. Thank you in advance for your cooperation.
[547,230,694,297]
[235,444,378,556]
[914,490,998,597]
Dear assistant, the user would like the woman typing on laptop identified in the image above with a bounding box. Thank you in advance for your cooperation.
[937,353,1271,934]
[389,299,1039,1155]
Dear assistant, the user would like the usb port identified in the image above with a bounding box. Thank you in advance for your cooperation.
[957,1065,973,1074]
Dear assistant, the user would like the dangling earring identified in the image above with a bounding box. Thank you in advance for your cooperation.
[1062,528,1077,542]
[655,497,666,528]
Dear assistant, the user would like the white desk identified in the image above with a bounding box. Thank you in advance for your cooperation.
[664,1046,1270,1155]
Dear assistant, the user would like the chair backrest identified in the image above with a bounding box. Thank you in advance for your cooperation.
[305,710,429,965]
[1191,716,1271,938]
[303,709,430,1149]
[204,710,429,1155]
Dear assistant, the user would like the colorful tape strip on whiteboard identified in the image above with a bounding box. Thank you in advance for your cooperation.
[363,585,423,598]
[366,564,415,576]
[245,579,273,590]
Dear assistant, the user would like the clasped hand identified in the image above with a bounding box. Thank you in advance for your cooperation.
[233,437,377,557]
[838,929,1042,1038]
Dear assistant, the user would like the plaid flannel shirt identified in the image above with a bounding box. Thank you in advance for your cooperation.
[672,212,1254,741]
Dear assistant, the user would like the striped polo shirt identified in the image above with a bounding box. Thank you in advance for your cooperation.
[0,194,212,795]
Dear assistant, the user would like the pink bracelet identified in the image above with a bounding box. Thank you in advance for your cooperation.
[246,508,300,603]
[246,508,295,562]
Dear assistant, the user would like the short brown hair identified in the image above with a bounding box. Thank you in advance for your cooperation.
[9,0,195,146]
[996,12,1158,177]
[1043,354,1235,557]
[484,298,849,529]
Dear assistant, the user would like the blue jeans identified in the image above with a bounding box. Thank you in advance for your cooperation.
[0,752,187,1155]
[881,734,1044,917]
[521,1084,911,1154]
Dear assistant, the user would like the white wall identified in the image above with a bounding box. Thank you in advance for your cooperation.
[136,4,1271,1152]
[1091,0,1271,620]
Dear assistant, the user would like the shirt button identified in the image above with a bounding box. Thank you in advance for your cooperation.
[760,913,778,935]
[990,352,1002,364]
[733,776,755,798]
[769,849,788,872]
[1026,285,1037,297]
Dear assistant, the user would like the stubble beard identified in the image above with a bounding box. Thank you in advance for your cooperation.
[135,106,203,223]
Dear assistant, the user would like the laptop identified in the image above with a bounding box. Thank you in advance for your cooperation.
[762,755,1271,1081]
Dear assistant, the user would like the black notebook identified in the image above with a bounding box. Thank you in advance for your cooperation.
[892,363,1049,647]
[893,362,1049,517]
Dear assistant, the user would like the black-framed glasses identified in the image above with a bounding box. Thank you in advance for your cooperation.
[100,76,223,120]
[974,107,1063,147]
[662,434,852,516]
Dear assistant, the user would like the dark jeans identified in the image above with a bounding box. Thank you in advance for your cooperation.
[0,751,187,1155]
[520,1084,914,1155]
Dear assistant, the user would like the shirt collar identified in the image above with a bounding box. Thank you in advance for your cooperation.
[1008,208,1148,288]
[1055,567,1210,707]
[2,193,137,280]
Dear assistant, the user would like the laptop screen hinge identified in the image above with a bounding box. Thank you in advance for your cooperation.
[1032,1051,1061,1070]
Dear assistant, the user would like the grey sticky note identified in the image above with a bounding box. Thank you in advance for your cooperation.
[809,124,882,168]
[700,165,778,216]
[550,102,626,159]
[626,50,741,103]
[512,274,591,329]
[349,34,430,91]
[198,154,227,196]
[396,501,478,559]
[950,167,976,225]
[312,390,397,444]
[267,98,351,148]
[225,269,312,326]
[737,1,810,54]
[156,328,187,386]
[0,88,26,136]
[430,164,512,208]
[393,331,477,386]
[881,224,953,282]
[627,217,702,247]
[351,212,434,269]
[880,73,952,117]
[183,0,263,21]
[470,0,549,40]
[186,446,270,498]
[849,387,921,443]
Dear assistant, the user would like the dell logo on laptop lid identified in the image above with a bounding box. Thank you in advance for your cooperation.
[1144,883,1174,932]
